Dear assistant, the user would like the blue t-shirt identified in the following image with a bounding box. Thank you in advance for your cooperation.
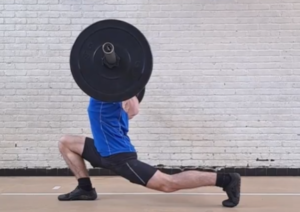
[87,98,136,156]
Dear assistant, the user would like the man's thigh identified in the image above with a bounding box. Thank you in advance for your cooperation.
[103,153,158,186]
[81,137,104,168]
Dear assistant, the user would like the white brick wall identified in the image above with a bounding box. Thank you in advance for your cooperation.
[1,0,300,169]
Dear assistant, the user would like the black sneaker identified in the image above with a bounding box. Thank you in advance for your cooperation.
[222,173,241,207]
[58,186,97,201]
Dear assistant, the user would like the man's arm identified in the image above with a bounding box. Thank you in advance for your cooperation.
[122,96,139,119]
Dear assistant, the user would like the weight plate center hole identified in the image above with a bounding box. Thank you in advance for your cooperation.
[103,42,114,54]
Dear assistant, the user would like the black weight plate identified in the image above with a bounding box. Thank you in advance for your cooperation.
[70,19,153,102]
[136,87,145,103]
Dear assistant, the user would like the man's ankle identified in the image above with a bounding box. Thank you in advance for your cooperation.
[215,173,231,188]
[78,177,93,191]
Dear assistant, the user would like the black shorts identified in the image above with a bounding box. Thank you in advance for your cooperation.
[81,137,157,186]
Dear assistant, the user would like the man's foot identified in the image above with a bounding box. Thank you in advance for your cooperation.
[222,173,241,207]
[58,186,97,201]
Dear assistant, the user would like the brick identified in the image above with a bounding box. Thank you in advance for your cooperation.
[1,0,14,3]
[82,12,105,18]
[5,18,27,24]
[27,44,49,50]
[37,25,60,31]
[71,18,95,24]
[58,25,82,31]
[37,63,59,69]
[26,31,49,37]
[2,154,18,161]
[49,4,71,11]
[5,5,27,10]
[48,31,71,37]
[26,57,49,63]
[27,18,49,24]
[59,12,82,18]
[38,11,60,18]
[0,41,8,48]
[60,0,81,4]
[38,0,59,4]
[16,11,38,18]
[0,12,14,18]
[27,5,49,11]
[15,0,37,3]
[15,25,37,30]
[93,5,117,11]
[3,57,26,63]
[5,31,27,37]
[49,18,71,24]
[49,44,70,50]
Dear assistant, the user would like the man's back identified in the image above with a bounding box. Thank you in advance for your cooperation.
[87,98,136,156]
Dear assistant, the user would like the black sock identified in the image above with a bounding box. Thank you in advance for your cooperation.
[78,178,93,191]
[215,173,231,188]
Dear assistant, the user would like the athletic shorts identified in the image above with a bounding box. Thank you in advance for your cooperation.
[81,137,157,186]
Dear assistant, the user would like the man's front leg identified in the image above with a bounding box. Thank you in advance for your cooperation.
[57,135,97,201]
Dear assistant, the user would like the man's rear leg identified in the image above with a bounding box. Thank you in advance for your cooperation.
[57,135,97,201]
[147,170,241,207]
[114,159,241,207]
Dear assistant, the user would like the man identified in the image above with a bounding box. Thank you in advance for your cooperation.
[57,95,241,207]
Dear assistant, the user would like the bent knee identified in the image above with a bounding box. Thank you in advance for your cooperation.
[58,135,71,148]
[147,172,179,193]
[58,135,80,149]
[58,135,86,155]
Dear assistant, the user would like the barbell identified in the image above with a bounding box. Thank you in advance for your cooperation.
[69,19,152,103]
